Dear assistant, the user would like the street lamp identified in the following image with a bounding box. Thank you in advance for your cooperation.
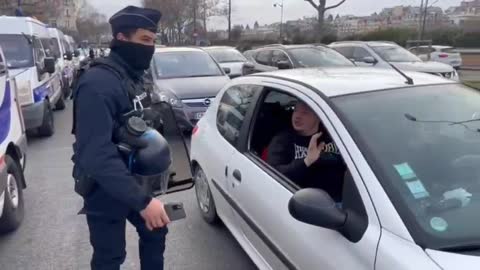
[273,0,284,42]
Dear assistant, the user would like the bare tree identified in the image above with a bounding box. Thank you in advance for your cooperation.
[304,0,347,41]
[76,1,110,44]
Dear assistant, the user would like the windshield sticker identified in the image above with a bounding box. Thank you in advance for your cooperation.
[406,180,430,199]
[430,217,448,232]
[394,163,417,180]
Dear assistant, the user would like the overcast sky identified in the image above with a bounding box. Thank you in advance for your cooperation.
[88,0,464,30]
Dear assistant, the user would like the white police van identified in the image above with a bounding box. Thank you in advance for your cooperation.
[0,16,65,137]
[0,46,27,234]
[48,27,74,98]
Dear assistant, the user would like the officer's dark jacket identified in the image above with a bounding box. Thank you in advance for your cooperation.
[72,52,151,218]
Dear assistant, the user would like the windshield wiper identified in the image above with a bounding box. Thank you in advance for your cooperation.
[405,113,480,133]
[439,244,480,252]
[183,74,218,78]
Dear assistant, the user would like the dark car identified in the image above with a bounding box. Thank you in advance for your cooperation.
[150,47,230,131]
[243,44,355,74]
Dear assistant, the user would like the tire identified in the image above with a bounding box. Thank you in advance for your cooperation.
[0,155,25,234]
[194,166,219,224]
[55,95,66,110]
[37,102,55,137]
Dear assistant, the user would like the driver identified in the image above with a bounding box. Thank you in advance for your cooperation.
[266,101,346,201]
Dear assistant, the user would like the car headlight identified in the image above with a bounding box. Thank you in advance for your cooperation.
[152,90,183,108]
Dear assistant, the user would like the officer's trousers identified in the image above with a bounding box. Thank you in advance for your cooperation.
[86,211,168,270]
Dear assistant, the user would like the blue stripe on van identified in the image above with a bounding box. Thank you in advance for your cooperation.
[33,82,50,103]
[0,81,12,144]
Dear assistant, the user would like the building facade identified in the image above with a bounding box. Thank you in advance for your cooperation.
[0,0,80,32]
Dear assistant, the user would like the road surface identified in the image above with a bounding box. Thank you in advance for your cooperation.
[0,103,257,270]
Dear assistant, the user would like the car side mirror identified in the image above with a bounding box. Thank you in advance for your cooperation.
[74,50,80,57]
[289,188,346,230]
[64,52,73,61]
[277,60,292,70]
[223,67,231,74]
[362,56,377,65]
[44,57,56,74]
[242,62,255,75]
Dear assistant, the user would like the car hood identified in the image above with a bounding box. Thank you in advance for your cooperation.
[392,61,454,73]
[426,249,480,269]
[154,76,230,99]
[218,62,245,76]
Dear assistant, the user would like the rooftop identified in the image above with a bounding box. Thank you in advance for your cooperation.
[251,67,456,97]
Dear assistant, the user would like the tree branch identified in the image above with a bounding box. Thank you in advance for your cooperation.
[325,0,347,11]
[305,0,319,9]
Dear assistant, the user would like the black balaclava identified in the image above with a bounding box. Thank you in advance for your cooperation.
[110,38,155,71]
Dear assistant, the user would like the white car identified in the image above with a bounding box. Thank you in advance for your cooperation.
[191,67,480,270]
[409,46,463,69]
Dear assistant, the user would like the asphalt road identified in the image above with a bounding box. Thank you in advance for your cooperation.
[0,103,257,270]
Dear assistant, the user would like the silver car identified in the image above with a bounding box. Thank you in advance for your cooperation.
[330,41,459,81]
[150,47,230,131]
[191,67,480,269]
[203,46,250,78]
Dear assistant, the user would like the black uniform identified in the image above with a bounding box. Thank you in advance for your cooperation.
[71,6,165,270]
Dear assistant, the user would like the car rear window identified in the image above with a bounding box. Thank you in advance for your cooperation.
[440,47,455,53]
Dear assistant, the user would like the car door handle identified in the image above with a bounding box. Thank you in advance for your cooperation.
[232,169,242,182]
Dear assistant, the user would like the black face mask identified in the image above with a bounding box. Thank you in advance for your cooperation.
[111,39,155,71]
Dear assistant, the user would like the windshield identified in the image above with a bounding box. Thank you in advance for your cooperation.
[207,48,246,63]
[153,51,223,79]
[0,34,34,69]
[289,47,355,67]
[333,84,480,249]
[370,45,422,62]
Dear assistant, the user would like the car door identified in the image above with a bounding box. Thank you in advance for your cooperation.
[225,81,381,270]
[254,50,275,73]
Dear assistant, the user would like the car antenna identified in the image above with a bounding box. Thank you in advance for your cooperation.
[389,63,414,85]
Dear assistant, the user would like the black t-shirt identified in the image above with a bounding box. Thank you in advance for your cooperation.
[266,129,346,201]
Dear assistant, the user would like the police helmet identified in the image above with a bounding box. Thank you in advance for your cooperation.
[130,128,171,177]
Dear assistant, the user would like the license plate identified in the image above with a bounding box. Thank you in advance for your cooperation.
[195,112,205,119]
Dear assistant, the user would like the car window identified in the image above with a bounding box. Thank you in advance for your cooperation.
[352,47,372,61]
[409,47,418,54]
[33,37,45,63]
[332,46,354,59]
[0,34,34,69]
[153,51,223,79]
[255,50,271,66]
[333,84,480,249]
[370,45,422,62]
[289,47,355,67]
[50,38,61,60]
[271,50,289,66]
[0,53,6,75]
[207,48,246,63]
[217,85,260,145]
[249,89,347,201]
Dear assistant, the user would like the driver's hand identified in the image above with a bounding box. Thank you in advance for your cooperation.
[304,133,325,167]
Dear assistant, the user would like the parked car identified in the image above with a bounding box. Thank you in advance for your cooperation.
[243,44,355,74]
[48,28,74,98]
[203,46,251,78]
[0,46,28,234]
[408,45,463,69]
[150,47,230,131]
[0,16,64,137]
[330,41,459,81]
[191,67,480,269]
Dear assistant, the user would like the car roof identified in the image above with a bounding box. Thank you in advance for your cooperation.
[203,46,235,50]
[154,46,206,53]
[330,41,398,47]
[251,67,456,97]
[258,44,316,50]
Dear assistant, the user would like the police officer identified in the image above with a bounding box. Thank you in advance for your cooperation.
[72,6,170,270]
